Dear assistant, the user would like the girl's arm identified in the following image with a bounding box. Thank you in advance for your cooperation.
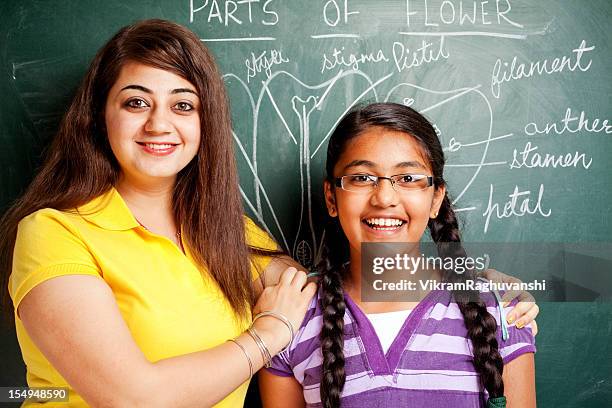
[19,269,316,408]
[502,353,536,408]
[259,368,306,408]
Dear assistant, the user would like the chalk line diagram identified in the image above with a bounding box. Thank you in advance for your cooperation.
[224,69,507,269]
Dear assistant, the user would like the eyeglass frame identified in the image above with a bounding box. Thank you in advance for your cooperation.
[334,173,434,193]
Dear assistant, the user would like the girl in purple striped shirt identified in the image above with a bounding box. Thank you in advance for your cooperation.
[260,103,536,408]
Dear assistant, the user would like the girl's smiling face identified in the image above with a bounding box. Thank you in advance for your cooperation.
[324,126,446,255]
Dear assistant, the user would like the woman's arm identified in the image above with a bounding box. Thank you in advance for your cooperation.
[19,269,316,408]
[259,368,306,408]
[264,263,540,335]
[502,353,536,408]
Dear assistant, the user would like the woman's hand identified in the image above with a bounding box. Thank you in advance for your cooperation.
[252,267,317,354]
[482,268,539,336]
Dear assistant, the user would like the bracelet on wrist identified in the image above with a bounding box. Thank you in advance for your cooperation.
[227,338,253,378]
[247,327,272,368]
[252,311,295,352]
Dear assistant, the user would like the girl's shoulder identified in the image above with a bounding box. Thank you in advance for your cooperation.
[286,285,354,347]
[294,287,326,331]
[427,287,512,329]
[300,289,322,326]
[269,285,355,376]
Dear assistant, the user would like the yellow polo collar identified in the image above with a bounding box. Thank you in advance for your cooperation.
[77,188,140,231]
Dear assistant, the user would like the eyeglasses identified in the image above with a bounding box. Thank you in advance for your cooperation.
[335,174,434,193]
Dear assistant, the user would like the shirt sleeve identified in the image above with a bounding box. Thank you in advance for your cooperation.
[9,209,103,311]
[479,291,536,364]
[267,293,320,378]
[268,347,295,377]
[497,297,537,364]
[244,216,280,280]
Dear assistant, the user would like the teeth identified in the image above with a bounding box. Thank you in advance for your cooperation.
[365,218,404,227]
[145,143,175,150]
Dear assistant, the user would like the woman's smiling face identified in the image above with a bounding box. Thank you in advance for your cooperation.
[104,62,201,186]
[324,126,446,256]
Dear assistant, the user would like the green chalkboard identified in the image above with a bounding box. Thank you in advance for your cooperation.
[1,1,611,406]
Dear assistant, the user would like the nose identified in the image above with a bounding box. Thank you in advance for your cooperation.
[144,106,172,135]
[370,178,399,208]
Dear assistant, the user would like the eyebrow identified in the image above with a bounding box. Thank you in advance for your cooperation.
[342,159,428,172]
[342,160,376,172]
[119,85,198,95]
[394,161,428,170]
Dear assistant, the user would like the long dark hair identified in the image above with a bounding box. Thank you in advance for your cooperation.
[319,103,504,407]
[0,19,254,321]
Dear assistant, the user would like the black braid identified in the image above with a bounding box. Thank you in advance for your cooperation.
[318,220,348,408]
[316,217,350,408]
[429,195,505,398]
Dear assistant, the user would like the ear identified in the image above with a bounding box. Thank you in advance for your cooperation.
[323,179,338,217]
[430,185,446,219]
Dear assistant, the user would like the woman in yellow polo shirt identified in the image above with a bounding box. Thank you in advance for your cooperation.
[0,19,316,407]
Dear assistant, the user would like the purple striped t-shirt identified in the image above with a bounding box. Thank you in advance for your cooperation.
[268,289,536,407]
